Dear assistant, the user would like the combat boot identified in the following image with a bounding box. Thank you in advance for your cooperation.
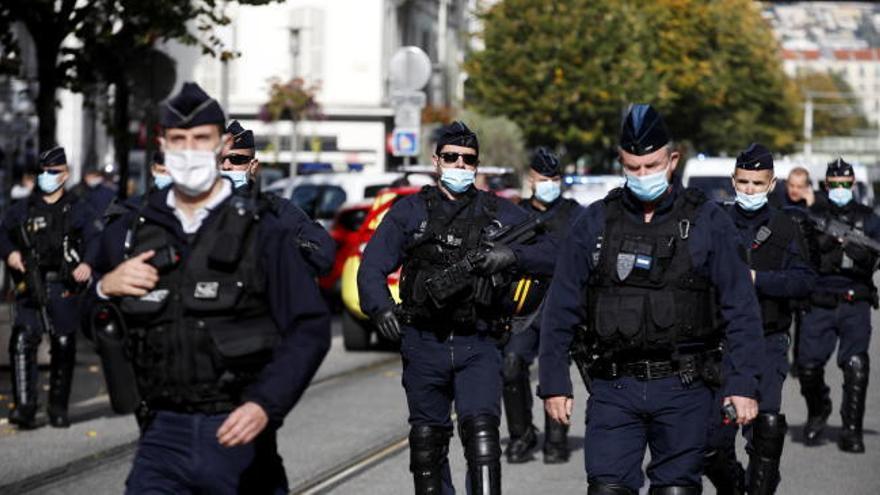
[838,353,868,454]
[8,327,40,430]
[703,447,745,495]
[798,366,831,445]
[747,413,787,494]
[502,353,537,463]
[47,334,76,428]
[543,411,570,464]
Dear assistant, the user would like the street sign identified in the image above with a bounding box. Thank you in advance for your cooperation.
[389,47,432,91]
[391,128,419,157]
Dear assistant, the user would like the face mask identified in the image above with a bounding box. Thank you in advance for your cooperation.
[153,174,173,190]
[535,180,561,204]
[625,166,669,202]
[440,168,475,194]
[85,177,103,187]
[735,190,768,211]
[828,187,853,207]
[164,149,219,197]
[221,170,250,189]
[37,172,64,194]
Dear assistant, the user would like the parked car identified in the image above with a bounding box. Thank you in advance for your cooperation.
[319,201,372,297]
[563,175,625,206]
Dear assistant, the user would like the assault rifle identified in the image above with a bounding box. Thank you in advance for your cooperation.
[808,214,880,266]
[17,224,55,335]
[424,213,547,308]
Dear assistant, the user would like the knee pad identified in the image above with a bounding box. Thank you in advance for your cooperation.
[648,486,700,495]
[10,326,40,354]
[408,425,451,472]
[459,414,501,466]
[752,413,787,459]
[587,481,637,495]
[502,353,526,383]
[843,353,869,383]
[51,334,76,352]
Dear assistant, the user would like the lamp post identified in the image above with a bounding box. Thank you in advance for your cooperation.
[289,28,300,175]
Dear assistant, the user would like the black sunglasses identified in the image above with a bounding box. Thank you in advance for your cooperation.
[41,169,64,175]
[439,152,478,166]
[224,154,253,165]
[827,181,854,189]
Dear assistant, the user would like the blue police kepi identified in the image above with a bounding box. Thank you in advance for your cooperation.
[704,143,816,494]
[796,157,880,454]
[539,104,763,495]
[358,121,557,494]
[0,145,101,430]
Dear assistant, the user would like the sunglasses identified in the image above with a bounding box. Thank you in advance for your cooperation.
[827,181,854,189]
[223,154,253,165]
[439,152,478,166]
[40,169,64,175]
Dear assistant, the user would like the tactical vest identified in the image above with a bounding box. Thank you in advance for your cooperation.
[587,189,716,352]
[815,204,876,286]
[118,196,278,412]
[25,195,77,271]
[737,208,797,334]
[399,187,497,326]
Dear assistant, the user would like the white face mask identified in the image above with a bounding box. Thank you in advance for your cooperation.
[164,149,219,197]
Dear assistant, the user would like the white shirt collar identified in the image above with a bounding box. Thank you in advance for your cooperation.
[166,179,232,234]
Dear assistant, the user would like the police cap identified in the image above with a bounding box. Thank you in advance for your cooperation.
[435,121,479,155]
[619,103,671,156]
[735,143,773,171]
[160,82,225,130]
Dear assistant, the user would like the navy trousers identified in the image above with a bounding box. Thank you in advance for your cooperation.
[798,301,872,369]
[126,411,287,494]
[400,325,503,494]
[13,281,81,337]
[584,376,712,491]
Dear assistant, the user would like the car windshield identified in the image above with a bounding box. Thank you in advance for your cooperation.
[688,176,734,203]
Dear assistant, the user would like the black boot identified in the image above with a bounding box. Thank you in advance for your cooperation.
[502,353,537,463]
[747,413,787,494]
[543,410,570,464]
[703,447,745,495]
[48,334,76,428]
[409,425,452,494]
[798,366,831,446]
[460,415,501,495]
[838,353,869,454]
[8,327,40,430]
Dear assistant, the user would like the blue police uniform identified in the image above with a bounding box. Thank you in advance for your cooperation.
[0,190,101,428]
[539,185,763,493]
[358,185,556,494]
[502,196,582,464]
[88,185,331,494]
[797,195,880,452]
[74,182,117,215]
[704,202,815,494]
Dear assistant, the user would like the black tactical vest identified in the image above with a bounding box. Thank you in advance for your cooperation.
[587,189,716,352]
[399,186,497,325]
[738,208,798,334]
[25,195,74,270]
[815,204,876,286]
[118,196,278,412]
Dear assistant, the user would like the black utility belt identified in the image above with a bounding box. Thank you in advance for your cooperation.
[592,355,704,382]
[811,287,876,308]
[149,399,237,415]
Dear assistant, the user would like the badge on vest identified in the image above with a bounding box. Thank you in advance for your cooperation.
[617,253,636,281]
[194,281,220,300]
[139,289,169,303]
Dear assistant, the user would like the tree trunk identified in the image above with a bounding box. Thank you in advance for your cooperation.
[112,77,130,200]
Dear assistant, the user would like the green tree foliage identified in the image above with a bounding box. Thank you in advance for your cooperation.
[466,0,801,167]
[792,71,869,137]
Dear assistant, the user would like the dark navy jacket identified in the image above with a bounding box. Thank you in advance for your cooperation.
[358,186,559,319]
[73,182,117,216]
[726,203,816,301]
[87,187,331,427]
[518,196,584,277]
[0,190,102,268]
[538,186,764,399]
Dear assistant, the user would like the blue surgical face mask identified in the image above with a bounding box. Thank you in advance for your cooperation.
[535,180,561,204]
[625,166,669,202]
[828,187,853,207]
[153,174,173,190]
[37,171,64,194]
[221,170,249,189]
[735,190,769,211]
[440,168,475,194]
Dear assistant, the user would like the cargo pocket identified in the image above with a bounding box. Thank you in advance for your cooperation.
[617,295,645,338]
[594,294,620,339]
[648,292,676,340]
[209,324,279,368]
[120,289,170,316]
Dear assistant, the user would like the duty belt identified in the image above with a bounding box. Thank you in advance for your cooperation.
[44,271,62,282]
[592,355,702,383]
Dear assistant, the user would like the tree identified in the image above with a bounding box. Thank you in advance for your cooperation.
[466,0,801,168]
[792,71,869,137]
[259,77,322,169]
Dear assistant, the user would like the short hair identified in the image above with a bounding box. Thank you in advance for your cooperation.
[788,167,810,182]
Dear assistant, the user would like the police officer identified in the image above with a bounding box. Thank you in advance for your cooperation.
[219,120,335,277]
[358,121,557,494]
[73,166,116,214]
[797,157,880,453]
[0,146,100,429]
[539,104,762,494]
[89,82,331,493]
[704,144,816,495]
[502,147,581,464]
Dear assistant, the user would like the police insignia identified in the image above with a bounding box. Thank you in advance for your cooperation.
[194,281,220,300]
[139,289,169,303]
[616,253,636,281]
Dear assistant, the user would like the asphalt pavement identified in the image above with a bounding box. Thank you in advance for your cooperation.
[0,309,878,494]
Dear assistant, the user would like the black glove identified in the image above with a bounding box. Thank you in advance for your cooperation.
[843,242,872,264]
[373,308,401,341]
[477,242,517,274]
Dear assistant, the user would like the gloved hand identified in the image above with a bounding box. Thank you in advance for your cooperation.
[373,308,401,341]
[477,242,517,274]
